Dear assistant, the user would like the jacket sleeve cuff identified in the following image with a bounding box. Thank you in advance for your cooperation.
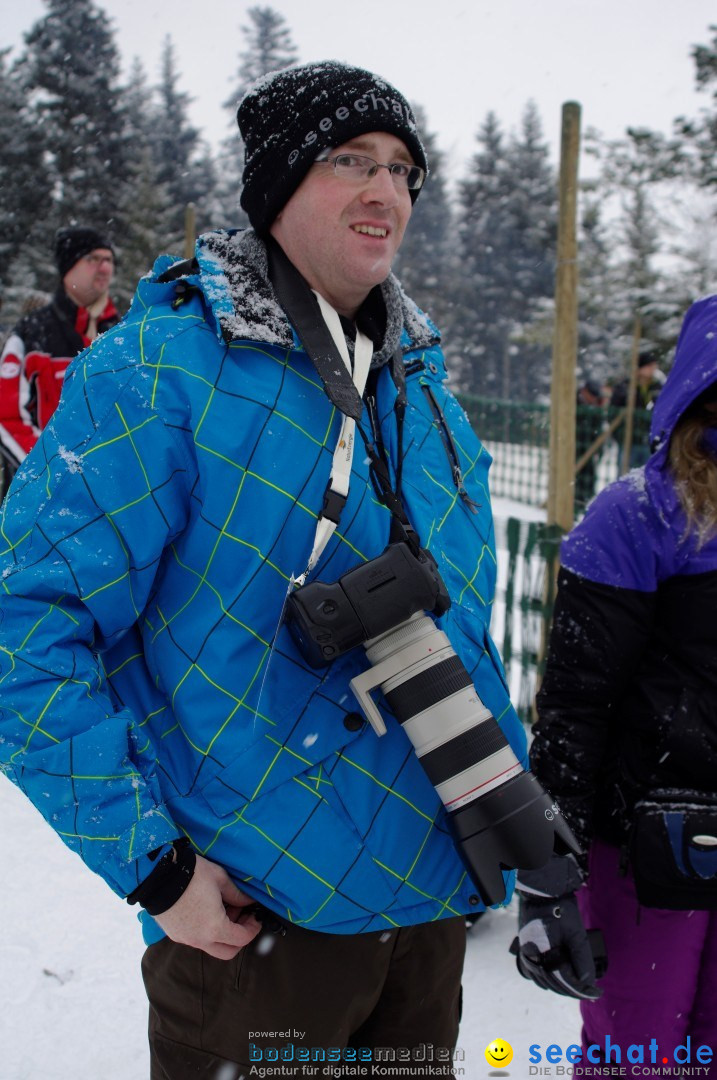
[126,838,196,916]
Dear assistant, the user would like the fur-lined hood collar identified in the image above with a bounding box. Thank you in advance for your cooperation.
[192,228,439,363]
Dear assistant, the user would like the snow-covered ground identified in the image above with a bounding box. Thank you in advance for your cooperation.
[0,756,581,1080]
[1,506,583,1079]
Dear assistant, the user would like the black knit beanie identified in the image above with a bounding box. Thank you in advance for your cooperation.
[237,60,428,235]
[55,226,114,278]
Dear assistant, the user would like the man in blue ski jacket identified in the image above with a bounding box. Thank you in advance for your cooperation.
[0,62,530,1077]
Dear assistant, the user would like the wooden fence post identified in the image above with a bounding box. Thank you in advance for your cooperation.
[620,315,642,474]
[530,102,582,719]
[547,101,581,534]
[184,203,196,260]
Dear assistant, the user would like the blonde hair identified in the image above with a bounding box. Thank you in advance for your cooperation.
[669,399,717,547]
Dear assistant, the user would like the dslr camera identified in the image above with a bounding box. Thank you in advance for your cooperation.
[285,541,577,905]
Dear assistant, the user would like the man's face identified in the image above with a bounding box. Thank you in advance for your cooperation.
[63,248,114,307]
[270,131,414,318]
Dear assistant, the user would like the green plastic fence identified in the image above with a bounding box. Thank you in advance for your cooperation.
[458,395,652,723]
[457,395,651,513]
[501,518,563,724]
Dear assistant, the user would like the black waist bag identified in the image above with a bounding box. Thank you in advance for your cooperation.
[629,789,717,909]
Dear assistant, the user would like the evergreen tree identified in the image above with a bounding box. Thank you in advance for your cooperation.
[121,55,161,174]
[214,6,299,225]
[453,105,557,399]
[228,5,299,93]
[17,0,129,234]
[452,112,511,396]
[663,186,717,305]
[2,238,56,330]
[502,102,557,400]
[666,25,717,317]
[575,187,631,384]
[391,107,456,335]
[114,58,175,310]
[676,24,717,188]
[580,23,717,380]
[584,127,686,371]
[114,144,176,312]
[0,48,52,306]
[153,36,216,239]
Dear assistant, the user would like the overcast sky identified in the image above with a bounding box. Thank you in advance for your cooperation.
[4,0,716,175]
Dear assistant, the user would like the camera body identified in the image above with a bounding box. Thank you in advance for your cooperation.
[285,542,450,668]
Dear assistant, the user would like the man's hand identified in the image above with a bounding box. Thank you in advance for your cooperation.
[154,854,263,960]
[510,854,602,1001]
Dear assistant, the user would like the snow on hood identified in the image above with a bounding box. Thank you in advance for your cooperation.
[192,228,440,364]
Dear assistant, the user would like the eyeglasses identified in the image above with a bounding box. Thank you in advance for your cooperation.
[84,253,114,267]
[314,149,425,191]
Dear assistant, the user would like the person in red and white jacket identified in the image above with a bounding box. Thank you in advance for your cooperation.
[0,226,119,496]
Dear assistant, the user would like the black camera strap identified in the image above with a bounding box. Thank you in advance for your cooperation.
[363,364,413,548]
[268,243,419,559]
[269,243,364,423]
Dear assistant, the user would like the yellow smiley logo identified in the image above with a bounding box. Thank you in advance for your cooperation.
[485,1039,513,1068]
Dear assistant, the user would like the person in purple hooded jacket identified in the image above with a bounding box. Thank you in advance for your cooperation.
[512,295,717,1076]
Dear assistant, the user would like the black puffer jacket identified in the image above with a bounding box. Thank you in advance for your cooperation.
[533,564,717,849]
[11,287,119,357]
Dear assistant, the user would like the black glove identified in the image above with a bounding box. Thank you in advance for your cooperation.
[510,853,603,1001]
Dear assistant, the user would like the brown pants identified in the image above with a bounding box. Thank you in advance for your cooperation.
[142,916,466,1079]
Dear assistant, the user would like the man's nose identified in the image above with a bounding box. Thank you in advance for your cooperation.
[360,166,399,204]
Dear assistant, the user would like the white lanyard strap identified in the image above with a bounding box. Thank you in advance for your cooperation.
[293,293,373,586]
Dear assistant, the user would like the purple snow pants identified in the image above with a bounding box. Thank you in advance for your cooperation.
[576,838,717,1078]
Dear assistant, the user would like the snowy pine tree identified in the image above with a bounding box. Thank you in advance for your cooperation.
[501,102,557,400]
[122,56,159,156]
[505,104,557,308]
[153,36,217,240]
[575,188,631,384]
[113,58,175,310]
[0,48,52,311]
[17,0,129,235]
[213,6,299,226]
[676,24,717,189]
[230,5,299,90]
[584,127,685,369]
[113,144,176,313]
[392,108,456,338]
[454,105,556,399]
[453,112,512,396]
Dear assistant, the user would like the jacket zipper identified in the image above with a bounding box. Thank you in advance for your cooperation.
[421,383,479,513]
[365,392,381,447]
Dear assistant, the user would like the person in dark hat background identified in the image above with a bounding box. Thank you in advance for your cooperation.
[575,377,608,508]
[0,62,532,1077]
[611,349,667,470]
[0,225,118,497]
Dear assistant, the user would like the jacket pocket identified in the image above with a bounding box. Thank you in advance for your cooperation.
[196,711,398,921]
[199,684,367,815]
